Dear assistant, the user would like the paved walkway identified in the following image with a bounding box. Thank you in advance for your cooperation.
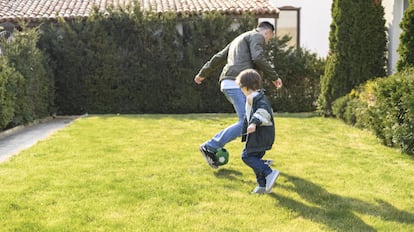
[0,117,78,163]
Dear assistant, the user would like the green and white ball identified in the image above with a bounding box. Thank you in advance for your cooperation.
[216,148,229,166]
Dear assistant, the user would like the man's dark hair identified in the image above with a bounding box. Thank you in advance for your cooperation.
[258,21,275,32]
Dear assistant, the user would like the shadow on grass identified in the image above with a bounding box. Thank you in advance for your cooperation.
[270,173,414,231]
[213,168,243,182]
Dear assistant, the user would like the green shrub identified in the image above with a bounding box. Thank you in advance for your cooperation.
[369,69,414,154]
[397,3,414,71]
[334,68,414,155]
[0,58,24,129]
[39,7,324,114]
[266,36,325,112]
[319,0,387,115]
[2,26,54,125]
[0,26,53,129]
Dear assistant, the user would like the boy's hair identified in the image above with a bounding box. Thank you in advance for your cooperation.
[258,21,275,32]
[236,69,262,90]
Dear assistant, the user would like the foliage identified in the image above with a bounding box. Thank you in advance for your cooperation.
[39,4,324,115]
[318,0,387,115]
[0,58,24,129]
[397,3,414,71]
[266,36,325,112]
[332,68,414,155]
[2,3,325,129]
[0,26,54,129]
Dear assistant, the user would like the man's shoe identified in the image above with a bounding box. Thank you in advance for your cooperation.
[199,144,218,169]
[263,159,274,166]
[265,170,279,192]
[251,186,266,194]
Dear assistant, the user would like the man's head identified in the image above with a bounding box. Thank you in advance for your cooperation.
[257,21,275,44]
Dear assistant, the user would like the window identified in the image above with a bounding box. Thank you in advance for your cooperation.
[276,6,300,49]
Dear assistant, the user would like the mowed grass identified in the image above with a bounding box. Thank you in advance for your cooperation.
[0,114,414,231]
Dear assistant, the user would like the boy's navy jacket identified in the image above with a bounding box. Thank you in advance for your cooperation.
[241,91,275,153]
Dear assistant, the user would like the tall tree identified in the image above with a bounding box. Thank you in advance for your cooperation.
[397,2,414,71]
[318,0,387,115]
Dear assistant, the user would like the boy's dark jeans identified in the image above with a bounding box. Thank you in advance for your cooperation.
[241,149,272,187]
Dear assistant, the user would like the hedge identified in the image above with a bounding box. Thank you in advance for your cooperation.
[0,27,54,130]
[38,9,324,115]
[332,68,414,155]
[1,5,324,130]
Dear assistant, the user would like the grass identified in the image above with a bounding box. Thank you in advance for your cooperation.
[0,113,414,231]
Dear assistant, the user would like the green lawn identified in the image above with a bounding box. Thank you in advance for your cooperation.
[0,114,413,231]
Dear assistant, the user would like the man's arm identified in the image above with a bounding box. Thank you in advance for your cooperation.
[249,34,282,89]
[195,45,229,83]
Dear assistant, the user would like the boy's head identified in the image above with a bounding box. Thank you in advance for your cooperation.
[236,69,262,92]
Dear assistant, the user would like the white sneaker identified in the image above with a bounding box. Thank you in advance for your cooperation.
[265,170,279,192]
[251,186,266,194]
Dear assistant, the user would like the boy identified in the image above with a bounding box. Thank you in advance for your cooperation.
[236,69,280,194]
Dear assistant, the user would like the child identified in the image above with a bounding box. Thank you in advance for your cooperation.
[236,69,280,194]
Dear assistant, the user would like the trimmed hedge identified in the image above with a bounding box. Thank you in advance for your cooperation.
[0,58,24,129]
[1,6,325,130]
[38,7,324,115]
[333,68,414,155]
[0,27,54,130]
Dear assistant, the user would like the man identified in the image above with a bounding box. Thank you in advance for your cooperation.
[194,21,282,169]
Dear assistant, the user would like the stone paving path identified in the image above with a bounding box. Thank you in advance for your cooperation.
[0,117,77,163]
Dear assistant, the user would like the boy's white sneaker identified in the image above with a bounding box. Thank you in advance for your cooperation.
[251,186,273,194]
[263,159,274,166]
[251,186,266,194]
[265,170,279,192]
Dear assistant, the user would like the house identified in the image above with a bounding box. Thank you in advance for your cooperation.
[382,0,411,74]
[272,0,412,75]
[0,0,279,38]
[270,0,332,58]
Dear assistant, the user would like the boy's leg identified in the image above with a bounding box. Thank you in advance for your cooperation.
[241,150,270,188]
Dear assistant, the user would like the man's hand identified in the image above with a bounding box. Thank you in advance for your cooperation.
[194,76,205,85]
[272,78,283,89]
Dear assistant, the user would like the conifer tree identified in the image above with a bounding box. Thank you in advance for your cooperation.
[397,3,414,71]
[318,0,387,115]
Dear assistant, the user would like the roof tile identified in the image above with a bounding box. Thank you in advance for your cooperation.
[0,0,278,23]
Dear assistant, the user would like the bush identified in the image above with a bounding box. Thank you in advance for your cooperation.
[369,69,414,154]
[319,0,387,115]
[0,58,24,129]
[0,26,53,129]
[266,36,325,112]
[333,68,414,155]
[397,3,414,71]
[39,8,324,115]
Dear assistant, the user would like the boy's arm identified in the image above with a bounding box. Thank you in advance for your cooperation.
[246,107,273,134]
[250,108,272,127]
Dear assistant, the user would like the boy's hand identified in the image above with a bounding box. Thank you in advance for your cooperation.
[247,124,256,134]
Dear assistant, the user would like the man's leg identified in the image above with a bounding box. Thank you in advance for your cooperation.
[203,88,246,152]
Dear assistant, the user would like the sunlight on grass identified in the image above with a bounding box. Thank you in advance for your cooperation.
[0,114,413,231]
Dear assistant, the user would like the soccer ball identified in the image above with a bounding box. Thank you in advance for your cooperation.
[216,148,229,166]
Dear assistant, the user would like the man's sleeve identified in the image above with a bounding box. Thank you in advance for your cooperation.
[196,45,229,78]
[249,35,279,81]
